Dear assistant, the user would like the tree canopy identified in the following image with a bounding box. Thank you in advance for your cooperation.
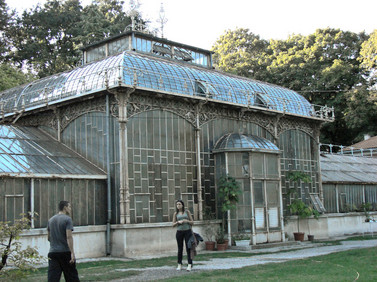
[2,0,135,78]
[212,28,375,145]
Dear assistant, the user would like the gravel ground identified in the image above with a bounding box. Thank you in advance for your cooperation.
[110,239,377,281]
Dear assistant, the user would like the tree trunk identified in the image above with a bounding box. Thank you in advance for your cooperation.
[1,234,13,271]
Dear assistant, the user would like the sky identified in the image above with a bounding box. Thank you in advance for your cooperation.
[6,0,377,50]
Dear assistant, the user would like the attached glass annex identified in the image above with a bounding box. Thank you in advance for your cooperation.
[0,125,106,178]
[213,133,282,244]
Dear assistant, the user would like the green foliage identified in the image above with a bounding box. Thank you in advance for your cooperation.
[287,171,311,184]
[0,213,43,280]
[218,175,242,213]
[212,27,375,145]
[360,202,372,222]
[0,0,10,57]
[212,28,268,77]
[289,199,320,219]
[359,29,377,75]
[215,227,226,244]
[286,170,311,198]
[3,0,136,78]
[0,64,35,91]
[286,170,319,232]
[344,86,377,138]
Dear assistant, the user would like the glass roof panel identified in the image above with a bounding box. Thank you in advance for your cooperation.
[0,125,106,178]
[0,50,319,119]
[213,133,280,153]
[121,52,313,116]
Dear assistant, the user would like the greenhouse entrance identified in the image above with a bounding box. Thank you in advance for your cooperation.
[213,133,284,245]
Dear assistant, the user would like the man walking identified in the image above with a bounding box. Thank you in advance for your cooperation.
[47,200,80,282]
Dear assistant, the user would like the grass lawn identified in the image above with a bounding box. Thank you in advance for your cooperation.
[164,247,377,281]
[14,237,377,281]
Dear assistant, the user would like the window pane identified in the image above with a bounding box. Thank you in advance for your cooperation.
[253,180,264,206]
[266,154,279,178]
[266,181,279,205]
[252,153,264,178]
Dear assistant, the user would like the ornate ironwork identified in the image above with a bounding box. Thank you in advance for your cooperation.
[17,110,58,130]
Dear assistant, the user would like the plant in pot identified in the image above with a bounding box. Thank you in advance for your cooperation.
[202,207,217,250]
[288,198,319,241]
[215,227,227,251]
[218,175,241,249]
[286,171,319,241]
[361,202,372,222]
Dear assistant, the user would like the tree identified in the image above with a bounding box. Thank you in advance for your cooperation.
[0,64,34,91]
[6,0,84,77]
[344,86,377,140]
[76,0,132,47]
[212,28,371,145]
[217,175,241,244]
[212,28,269,78]
[0,0,15,59]
[0,213,43,279]
[359,29,377,84]
[5,0,135,78]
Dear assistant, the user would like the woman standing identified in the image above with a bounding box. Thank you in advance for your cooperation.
[172,200,194,271]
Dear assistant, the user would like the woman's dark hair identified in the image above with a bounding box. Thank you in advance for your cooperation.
[176,200,185,213]
[59,200,70,211]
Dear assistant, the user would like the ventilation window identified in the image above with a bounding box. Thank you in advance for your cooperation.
[195,80,214,98]
[254,93,268,108]
[174,47,193,61]
[152,43,172,58]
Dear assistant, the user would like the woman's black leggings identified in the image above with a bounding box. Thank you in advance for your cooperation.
[176,229,192,264]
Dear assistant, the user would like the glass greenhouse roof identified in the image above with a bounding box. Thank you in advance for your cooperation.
[213,133,280,153]
[0,125,106,178]
[320,153,377,184]
[0,50,334,121]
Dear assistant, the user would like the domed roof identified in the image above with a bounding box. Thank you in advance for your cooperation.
[213,133,280,153]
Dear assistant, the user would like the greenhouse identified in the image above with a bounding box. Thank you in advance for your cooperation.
[0,30,339,258]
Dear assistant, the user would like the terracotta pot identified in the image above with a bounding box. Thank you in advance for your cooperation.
[205,241,216,251]
[293,232,305,242]
[223,239,229,249]
[217,243,227,251]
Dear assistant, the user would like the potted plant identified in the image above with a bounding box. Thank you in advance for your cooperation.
[218,175,241,249]
[288,198,319,241]
[286,170,319,241]
[215,228,227,251]
[361,202,372,222]
[202,207,217,250]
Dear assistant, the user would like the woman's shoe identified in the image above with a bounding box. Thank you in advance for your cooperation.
[186,264,192,271]
[176,264,182,271]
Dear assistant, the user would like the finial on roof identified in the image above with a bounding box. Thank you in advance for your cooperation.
[157,2,168,38]
[128,0,140,31]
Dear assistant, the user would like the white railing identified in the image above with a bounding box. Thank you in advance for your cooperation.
[320,143,377,157]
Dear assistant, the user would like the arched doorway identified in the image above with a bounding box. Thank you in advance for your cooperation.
[213,133,284,244]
